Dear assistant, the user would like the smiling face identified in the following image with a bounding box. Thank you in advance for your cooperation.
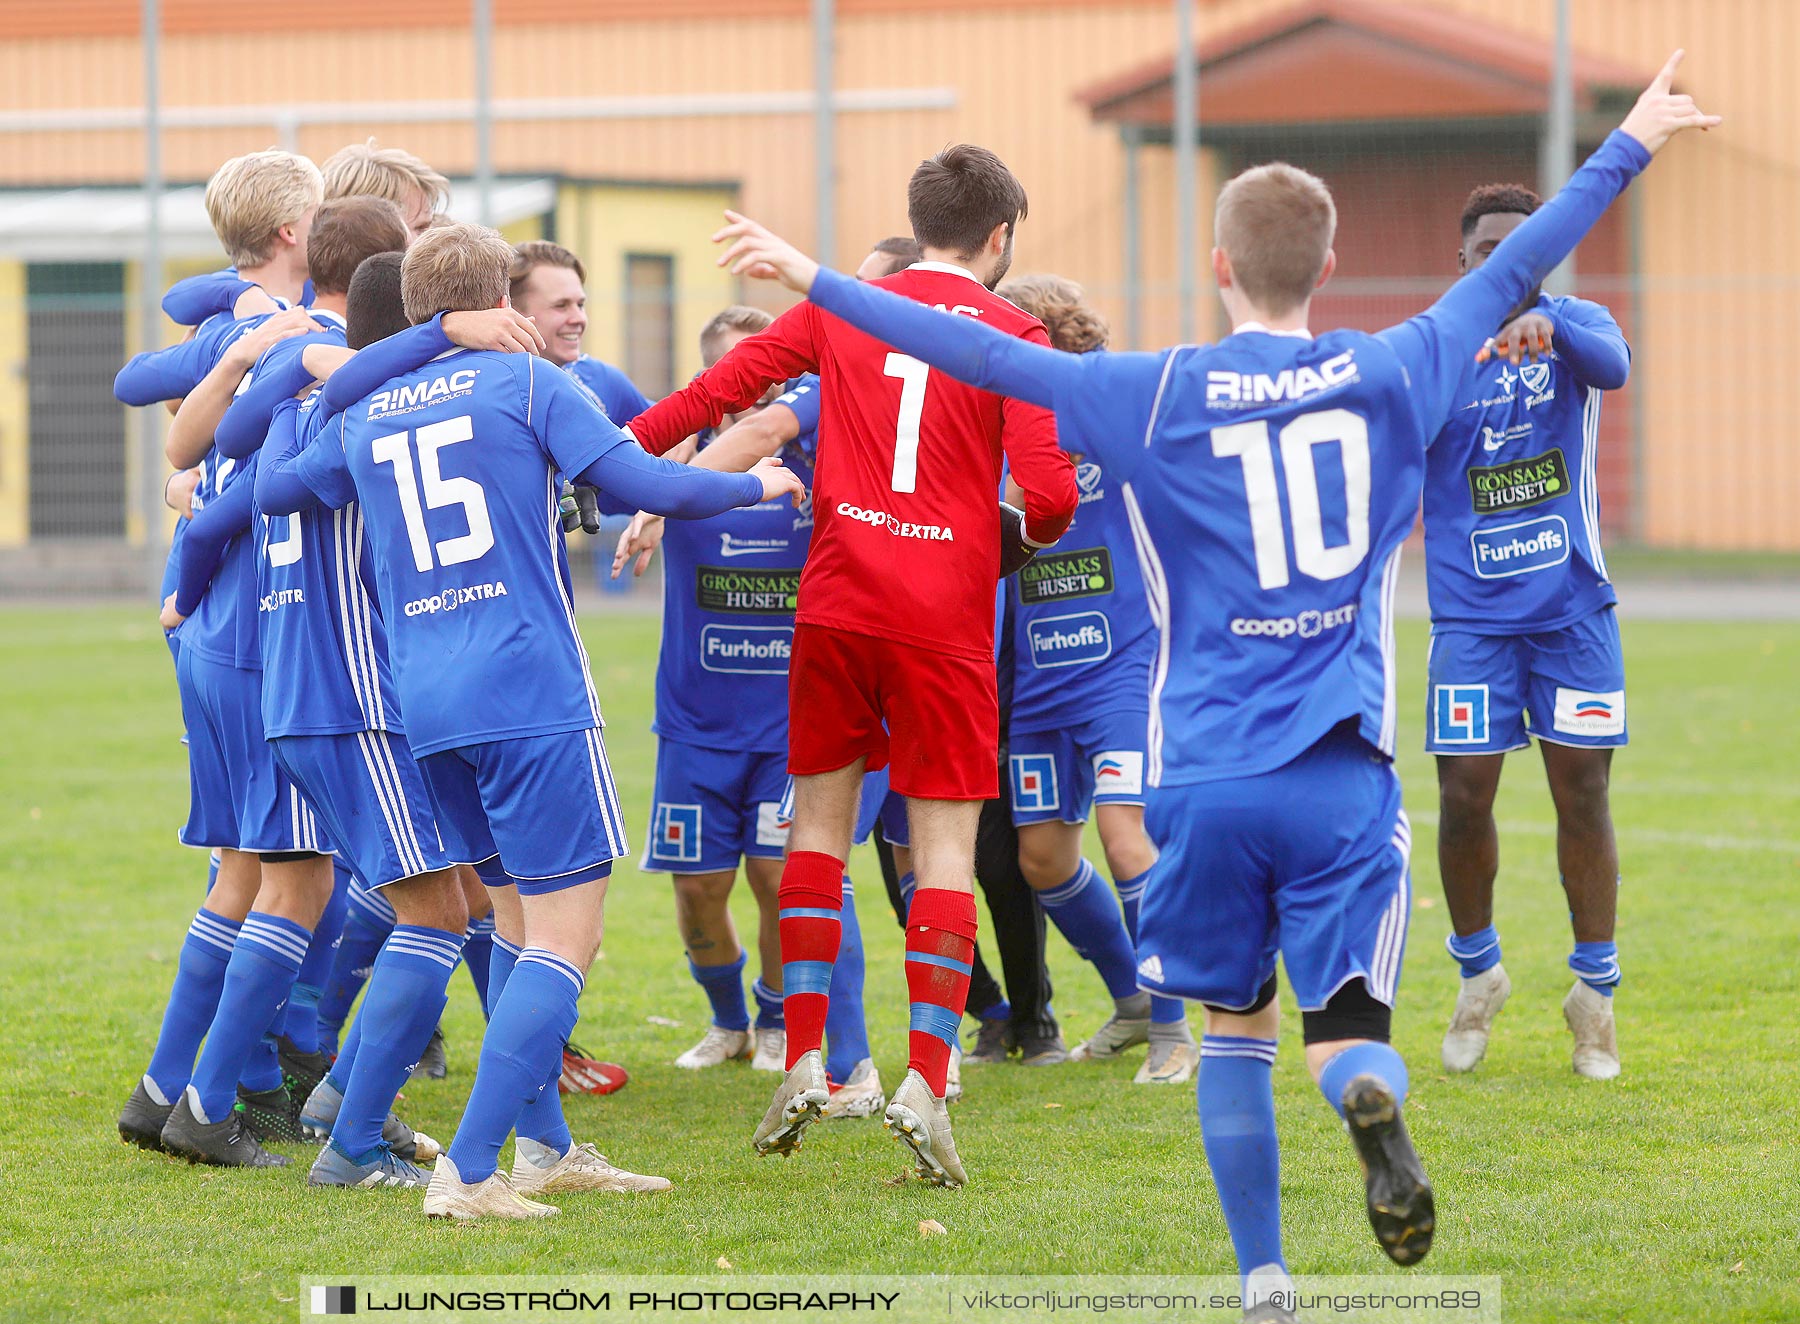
[512,264,587,366]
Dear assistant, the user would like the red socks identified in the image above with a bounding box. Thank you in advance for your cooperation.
[904,887,978,1097]
[777,850,844,1070]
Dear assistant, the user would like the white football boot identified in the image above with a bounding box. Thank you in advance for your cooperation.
[423,1154,557,1221]
[1441,963,1511,1073]
[1563,981,1621,1079]
[674,1025,751,1070]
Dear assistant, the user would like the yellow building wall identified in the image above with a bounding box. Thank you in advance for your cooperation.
[555,182,740,386]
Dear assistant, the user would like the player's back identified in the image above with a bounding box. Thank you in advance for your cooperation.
[805,264,1055,663]
[1126,328,1426,785]
[334,349,604,757]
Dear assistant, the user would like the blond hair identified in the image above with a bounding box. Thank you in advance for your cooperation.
[400,222,514,325]
[1214,162,1337,316]
[321,139,450,212]
[997,274,1109,355]
[700,305,774,366]
[203,150,324,267]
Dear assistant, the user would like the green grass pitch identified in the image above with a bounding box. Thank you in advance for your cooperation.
[1,606,1795,1322]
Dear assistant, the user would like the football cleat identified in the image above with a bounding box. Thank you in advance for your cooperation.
[751,1026,787,1073]
[237,1082,312,1145]
[752,1049,830,1156]
[1134,1038,1198,1085]
[674,1026,751,1070]
[276,1034,333,1103]
[118,1080,173,1152]
[510,1141,672,1196]
[883,1068,967,1188]
[1068,1012,1151,1062]
[1342,1074,1435,1266]
[823,1059,886,1120]
[1563,981,1621,1079]
[411,1026,448,1081]
[308,1141,429,1189]
[1018,1027,1070,1067]
[424,1154,557,1221]
[161,1093,290,1168]
[299,1078,439,1162]
[964,1016,1013,1065]
[559,1043,628,1094]
[1442,964,1511,1073]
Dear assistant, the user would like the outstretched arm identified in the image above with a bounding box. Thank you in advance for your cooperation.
[573,444,776,520]
[161,270,281,326]
[625,304,822,455]
[315,309,545,418]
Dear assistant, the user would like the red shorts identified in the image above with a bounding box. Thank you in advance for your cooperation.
[787,623,998,801]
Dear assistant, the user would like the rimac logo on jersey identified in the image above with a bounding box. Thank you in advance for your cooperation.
[700,625,792,675]
[1019,548,1113,604]
[1026,612,1112,668]
[1010,754,1060,813]
[696,566,799,614]
[1471,515,1570,579]
[652,803,703,864]
[1468,448,1570,514]
[755,801,791,849]
[1434,685,1491,745]
[1092,750,1144,797]
[367,368,479,420]
[1075,461,1105,505]
[1552,687,1625,737]
[1205,349,1358,409]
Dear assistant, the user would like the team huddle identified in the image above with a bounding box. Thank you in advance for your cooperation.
[111,50,1713,1323]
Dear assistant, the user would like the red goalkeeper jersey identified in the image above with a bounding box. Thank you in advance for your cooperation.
[628,262,1077,663]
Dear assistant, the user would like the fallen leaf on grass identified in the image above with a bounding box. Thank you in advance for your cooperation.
[919,1219,946,1237]
[1044,1102,1062,1109]
[715,1256,732,1271]
[1730,1261,1745,1274]
[647,1015,683,1027]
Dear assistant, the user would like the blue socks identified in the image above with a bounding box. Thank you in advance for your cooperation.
[752,977,786,1031]
[448,947,582,1184]
[282,869,347,1053]
[691,952,750,1032]
[463,913,496,1014]
[825,876,871,1082]
[1446,925,1502,978]
[143,908,241,1103]
[318,904,392,1055]
[897,871,916,915]
[1316,1041,1410,1119]
[1115,866,1185,1024]
[188,912,311,1123]
[333,925,462,1160]
[1570,941,1620,996]
[1036,859,1141,1000]
[1197,1036,1285,1285]
[485,935,572,1156]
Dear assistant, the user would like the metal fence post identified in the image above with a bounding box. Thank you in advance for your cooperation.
[473,0,495,226]
[1173,0,1198,344]
[139,0,164,587]
[813,0,837,270]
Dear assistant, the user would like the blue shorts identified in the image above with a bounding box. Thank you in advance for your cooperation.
[1008,709,1149,827]
[176,649,331,854]
[641,739,789,874]
[419,727,628,895]
[272,730,451,891]
[1137,727,1412,1012]
[1426,608,1627,755]
[774,768,902,848]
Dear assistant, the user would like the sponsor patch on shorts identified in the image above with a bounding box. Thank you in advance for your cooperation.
[1091,750,1144,797]
[651,803,702,863]
[1552,687,1625,737]
[1433,684,1491,745]
[755,801,790,849]
[1009,753,1060,813]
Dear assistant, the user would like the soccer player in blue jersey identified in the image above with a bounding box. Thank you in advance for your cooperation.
[1427,185,1635,1082]
[994,273,1197,1085]
[260,221,803,1219]
[508,241,653,423]
[708,54,1712,1313]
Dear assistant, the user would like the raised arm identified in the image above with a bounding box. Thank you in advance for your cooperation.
[626,304,822,455]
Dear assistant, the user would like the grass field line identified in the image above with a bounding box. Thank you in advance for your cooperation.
[1406,809,1800,854]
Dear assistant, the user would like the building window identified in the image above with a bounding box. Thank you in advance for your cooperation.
[27,262,126,538]
[622,253,675,400]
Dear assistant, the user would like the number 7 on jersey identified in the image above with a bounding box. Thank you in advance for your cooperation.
[884,352,929,493]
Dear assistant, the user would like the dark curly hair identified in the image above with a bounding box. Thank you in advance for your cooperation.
[1461,183,1541,238]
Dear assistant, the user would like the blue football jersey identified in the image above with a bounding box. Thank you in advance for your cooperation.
[1423,293,1626,633]
[801,130,1654,787]
[294,351,630,757]
[178,447,263,669]
[773,373,821,436]
[569,355,653,423]
[258,392,405,739]
[1009,440,1156,734]
[653,432,816,753]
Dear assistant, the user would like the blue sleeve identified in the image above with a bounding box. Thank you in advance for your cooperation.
[174,453,257,616]
[774,373,822,437]
[162,270,253,327]
[1378,130,1651,440]
[574,443,764,520]
[319,314,454,416]
[113,335,213,406]
[259,400,349,515]
[528,356,635,480]
[1550,297,1631,390]
[214,335,329,460]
